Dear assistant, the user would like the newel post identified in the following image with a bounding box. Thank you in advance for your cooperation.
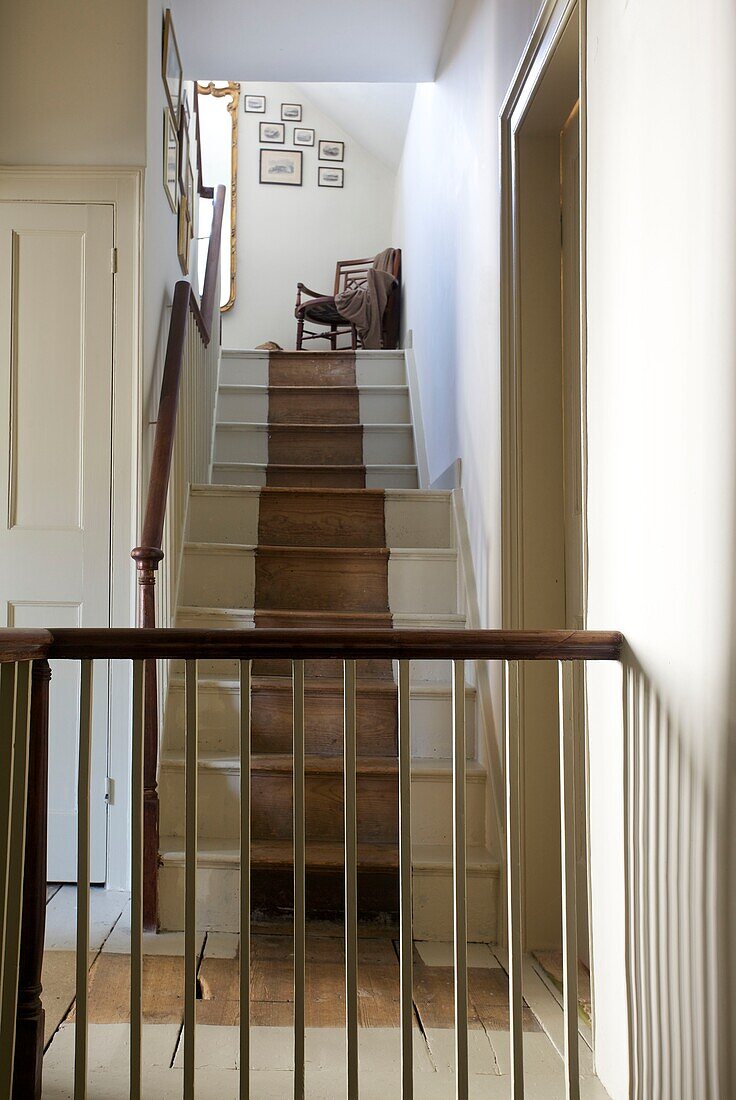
[131,546,164,931]
[13,659,51,1100]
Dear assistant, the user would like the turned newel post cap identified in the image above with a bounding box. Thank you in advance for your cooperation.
[131,546,165,571]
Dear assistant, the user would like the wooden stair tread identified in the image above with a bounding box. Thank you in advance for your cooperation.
[252,754,397,776]
[250,676,396,694]
[256,545,389,558]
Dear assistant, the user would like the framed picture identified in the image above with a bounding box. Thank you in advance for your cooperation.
[162,10,183,121]
[281,103,302,122]
[244,94,266,113]
[318,166,344,188]
[293,127,315,147]
[163,108,179,212]
[260,148,303,186]
[178,108,190,195]
[260,121,285,144]
[319,140,344,162]
[178,193,190,274]
[186,162,195,237]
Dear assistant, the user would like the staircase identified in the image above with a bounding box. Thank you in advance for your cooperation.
[158,350,499,938]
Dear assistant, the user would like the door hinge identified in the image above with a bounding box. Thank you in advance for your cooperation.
[105,776,115,805]
[110,247,118,274]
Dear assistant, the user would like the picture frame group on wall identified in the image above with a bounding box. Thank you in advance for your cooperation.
[260,148,303,186]
[260,121,285,144]
[281,103,302,122]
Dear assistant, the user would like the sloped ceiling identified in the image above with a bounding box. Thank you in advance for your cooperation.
[295,84,416,169]
[175,0,456,82]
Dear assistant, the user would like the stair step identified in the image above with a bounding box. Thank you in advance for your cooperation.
[268,386,359,425]
[269,352,357,387]
[257,487,385,547]
[255,545,390,613]
[214,423,415,466]
[211,463,418,489]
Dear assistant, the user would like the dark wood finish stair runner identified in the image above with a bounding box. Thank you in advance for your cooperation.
[253,352,397,918]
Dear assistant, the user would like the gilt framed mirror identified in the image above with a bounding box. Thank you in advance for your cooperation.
[196,81,240,312]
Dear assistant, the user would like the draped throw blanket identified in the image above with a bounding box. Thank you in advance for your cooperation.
[334,248,398,349]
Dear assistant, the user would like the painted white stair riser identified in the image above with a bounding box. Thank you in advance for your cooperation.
[159,764,487,846]
[211,463,420,489]
[186,488,453,549]
[213,423,415,466]
[215,387,411,425]
[384,493,453,548]
[163,681,477,758]
[388,551,458,614]
[157,861,497,940]
[359,389,411,424]
[179,546,255,609]
[218,352,407,389]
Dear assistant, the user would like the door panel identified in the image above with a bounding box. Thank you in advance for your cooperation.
[0,202,114,882]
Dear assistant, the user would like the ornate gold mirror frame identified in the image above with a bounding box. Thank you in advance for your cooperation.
[196,81,239,311]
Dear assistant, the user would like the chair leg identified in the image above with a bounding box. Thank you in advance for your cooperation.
[296,317,304,351]
[330,324,337,351]
[351,325,358,351]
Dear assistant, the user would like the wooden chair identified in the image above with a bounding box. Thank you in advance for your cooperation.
[294,250,402,351]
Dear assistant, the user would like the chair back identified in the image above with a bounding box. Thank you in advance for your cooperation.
[332,250,402,348]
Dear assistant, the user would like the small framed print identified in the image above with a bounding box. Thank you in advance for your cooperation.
[318,139,344,162]
[244,94,266,113]
[178,108,190,195]
[178,194,190,274]
[260,148,303,186]
[318,166,344,188]
[293,127,315,147]
[281,102,302,122]
[163,108,179,212]
[260,121,285,144]
[162,10,183,121]
[186,162,195,237]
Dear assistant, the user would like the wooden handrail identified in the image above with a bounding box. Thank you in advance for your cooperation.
[129,182,225,929]
[0,629,52,663]
[0,628,624,663]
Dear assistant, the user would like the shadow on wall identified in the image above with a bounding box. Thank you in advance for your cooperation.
[620,647,723,1099]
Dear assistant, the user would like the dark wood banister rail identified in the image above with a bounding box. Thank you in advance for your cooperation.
[0,628,624,663]
[130,182,226,930]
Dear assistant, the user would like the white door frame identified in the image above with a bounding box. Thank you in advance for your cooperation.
[499,0,593,1019]
[0,167,143,890]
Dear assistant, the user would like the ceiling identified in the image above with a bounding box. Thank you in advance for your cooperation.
[295,84,416,169]
[176,0,456,82]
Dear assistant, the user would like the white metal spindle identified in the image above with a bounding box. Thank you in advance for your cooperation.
[558,661,580,1098]
[504,658,524,1097]
[75,659,93,1099]
[240,660,251,1100]
[343,659,359,1098]
[130,661,145,1100]
[398,660,413,1099]
[0,661,31,1095]
[452,660,468,1100]
[293,660,306,1100]
[184,659,198,1099]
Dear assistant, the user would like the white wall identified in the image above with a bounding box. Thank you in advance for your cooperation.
[221,82,396,350]
[585,1,736,1095]
[395,0,736,1096]
[0,0,147,165]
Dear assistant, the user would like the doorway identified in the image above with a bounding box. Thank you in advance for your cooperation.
[0,200,114,882]
[500,1,589,966]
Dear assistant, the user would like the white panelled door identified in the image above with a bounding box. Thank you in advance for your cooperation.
[0,202,114,882]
